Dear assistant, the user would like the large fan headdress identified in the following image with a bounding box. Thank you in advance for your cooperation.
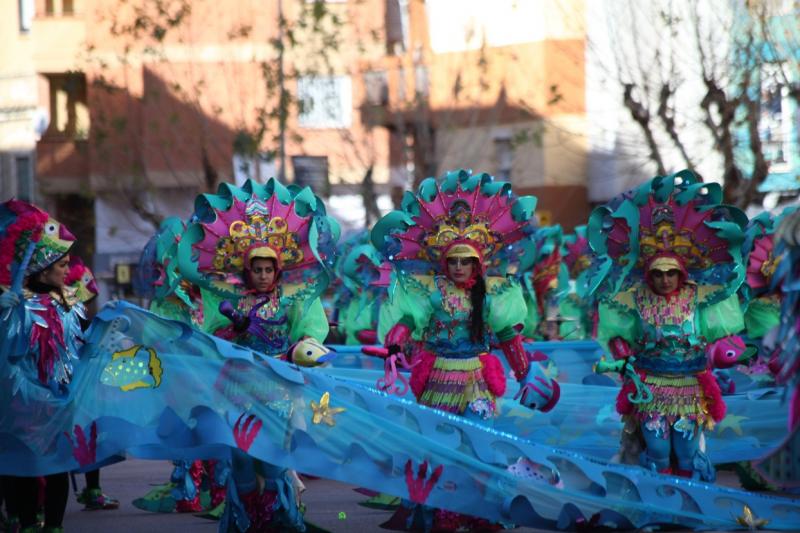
[587,170,747,300]
[563,225,591,280]
[177,178,339,299]
[135,217,190,304]
[342,243,390,289]
[743,207,798,297]
[371,169,538,277]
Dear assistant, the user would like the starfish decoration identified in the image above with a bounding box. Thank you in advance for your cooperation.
[310,392,346,426]
[716,413,748,436]
[735,505,769,530]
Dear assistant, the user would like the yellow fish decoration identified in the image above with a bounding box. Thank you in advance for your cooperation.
[291,338,335,367]
[736,505,769,530]
[101,345,164,392]
[310,392,346,426]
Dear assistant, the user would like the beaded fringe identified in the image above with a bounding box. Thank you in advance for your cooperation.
[419,356,493,415]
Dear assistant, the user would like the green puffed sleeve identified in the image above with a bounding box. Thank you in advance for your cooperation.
[596,290,641,348]
[287,297,329,343]
[744,296,781,340]
[344,295,376,345]
[198,287,228,334]
[486,277,527,342]
[520,272,540,339]
[698,292,745,341]
[377,275,433,342]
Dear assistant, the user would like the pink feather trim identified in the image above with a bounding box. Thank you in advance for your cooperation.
[696,370,726,422]
[29,296,66,384]
[0,200,48,285]
[410,350,436,400]
[479,353,507,397]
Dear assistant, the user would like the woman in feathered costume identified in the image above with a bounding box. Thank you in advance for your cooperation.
[61,256,121,511]
[133,217,231,516]
[176,178,339,532]
[372,170,559,530]
[0,199,79,533]
[589,171,751,480]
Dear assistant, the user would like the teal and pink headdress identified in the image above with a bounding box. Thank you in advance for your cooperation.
[587,170,747,301]
[371,169,539,277]
[136,217,193,307]
[0,199,75,288]
[342,243,391,290]
[563,225,591,280]
[177,178,340,300]
[528,225,568,313]
[743,207,798,299]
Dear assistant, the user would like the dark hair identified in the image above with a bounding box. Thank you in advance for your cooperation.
[27,276,58,295]
[469,272,486,344]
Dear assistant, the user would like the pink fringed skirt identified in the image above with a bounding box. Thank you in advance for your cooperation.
[617,369,725,436]
[414,352,506,416]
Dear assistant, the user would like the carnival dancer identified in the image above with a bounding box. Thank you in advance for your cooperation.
[175,179,339,532]
[0,199,79,533]
[64,256,120,511]
[132,217,228,515]
[559,225,595,340]
[738,208,798,385]
[340,243,391,345]
[372,170,559,530]
[590,171,751,480]
[521,225,567,341]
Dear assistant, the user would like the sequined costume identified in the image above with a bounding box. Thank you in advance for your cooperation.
[0,199,79,532]
[590,171,750,481]
[175,178,338,532]
[372,170,560,530]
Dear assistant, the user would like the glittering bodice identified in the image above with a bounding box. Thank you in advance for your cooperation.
[235,290,289,357]
[633,284,705,374]
[422,276,489,357]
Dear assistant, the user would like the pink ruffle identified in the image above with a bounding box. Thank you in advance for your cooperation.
[696,370,726,422]
[479,353,506,397]
[240,488,278,532]
[213,325,238,341]
[410,350,436,400]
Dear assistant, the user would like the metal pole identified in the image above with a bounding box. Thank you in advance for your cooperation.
[277,0,286,182]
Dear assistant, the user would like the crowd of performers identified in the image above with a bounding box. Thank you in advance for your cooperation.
[0,169,799,532]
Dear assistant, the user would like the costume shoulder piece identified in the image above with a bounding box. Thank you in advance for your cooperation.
[371,169,539,281]
[587,170,747,306]
[177,178,340,302]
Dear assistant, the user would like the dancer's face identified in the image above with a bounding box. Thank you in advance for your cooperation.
[446,256,475,284]
[248,258,277,293]
[651,269,681,295]
[37,254,70,289]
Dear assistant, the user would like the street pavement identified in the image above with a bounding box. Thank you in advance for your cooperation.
[62,459,747,532]
[63,459,390,532]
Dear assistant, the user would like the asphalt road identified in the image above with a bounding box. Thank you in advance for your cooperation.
[61,459,751,532]
[62,459,550,532]
[63,459,389,532]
